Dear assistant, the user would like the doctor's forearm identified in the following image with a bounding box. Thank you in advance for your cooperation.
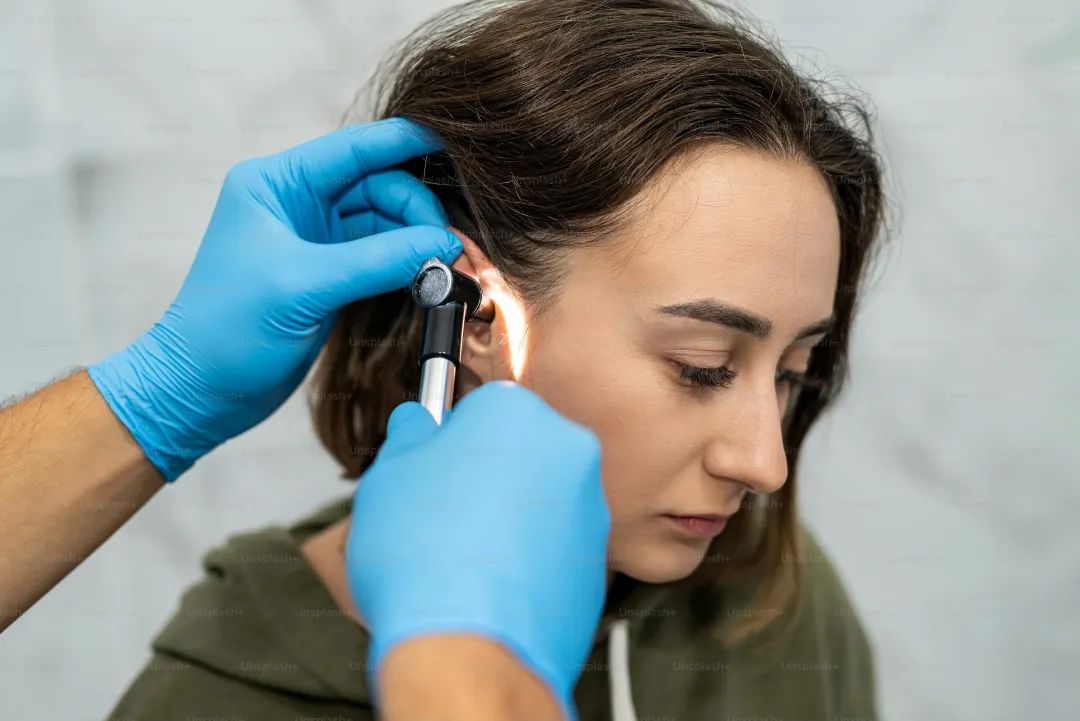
[0,370,162,631]
[379,635,565,721]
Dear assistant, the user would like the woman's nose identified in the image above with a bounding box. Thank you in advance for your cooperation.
[701,379,789,495]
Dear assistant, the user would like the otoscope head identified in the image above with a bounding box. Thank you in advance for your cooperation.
[411,257,494,322]
[410,256,495,425]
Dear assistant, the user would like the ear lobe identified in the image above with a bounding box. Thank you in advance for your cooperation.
[458,311,501,399]
[463,314,497,358]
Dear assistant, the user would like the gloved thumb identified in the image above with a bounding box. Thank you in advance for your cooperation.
[376,401,439,459]
[311,225,463,312]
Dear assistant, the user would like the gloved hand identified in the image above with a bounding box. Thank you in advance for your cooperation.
[346,381,611,721]
[88,117,462,481]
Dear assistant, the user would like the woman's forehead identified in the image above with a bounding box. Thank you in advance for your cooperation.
[561,148,841,316]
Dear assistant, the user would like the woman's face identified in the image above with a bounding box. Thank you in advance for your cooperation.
[455,145,840,583]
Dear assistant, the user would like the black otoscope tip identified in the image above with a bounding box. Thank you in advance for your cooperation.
[410,257,497,424]
[411,257,493,322]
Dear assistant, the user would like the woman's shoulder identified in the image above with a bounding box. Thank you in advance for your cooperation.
[792,521,873,628]
[610,520,878,720]
[710,520,875,648]
[727,521,879,718]
[789,522,877,669]
[106,496,371,720]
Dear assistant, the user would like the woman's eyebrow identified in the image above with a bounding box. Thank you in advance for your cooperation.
[654,299,834,340]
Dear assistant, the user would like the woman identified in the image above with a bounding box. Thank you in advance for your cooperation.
[109,0,890,719]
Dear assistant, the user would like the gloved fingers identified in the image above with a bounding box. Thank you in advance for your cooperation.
[377,401,439,458]
[336,169,448,229]
[339,212,403,242]
[306,225,463,312]
[268,315,337,398]
[308,314,337,362]
[277,117,444,204]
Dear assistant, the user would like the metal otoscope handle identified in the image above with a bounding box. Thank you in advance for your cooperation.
[410,256,495,425]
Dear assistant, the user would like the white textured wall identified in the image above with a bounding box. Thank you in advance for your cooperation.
[1,1,1076,719]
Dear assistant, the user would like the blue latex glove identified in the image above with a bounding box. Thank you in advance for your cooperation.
[346,381,611,721]
[88,118,462,481]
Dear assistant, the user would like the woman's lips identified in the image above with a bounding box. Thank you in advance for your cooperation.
[662,514,729,539]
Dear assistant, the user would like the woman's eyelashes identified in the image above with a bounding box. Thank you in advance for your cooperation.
[776,368,820,391]
[672,361,738,390]
[779,366,831,395]
[672,361,821,393]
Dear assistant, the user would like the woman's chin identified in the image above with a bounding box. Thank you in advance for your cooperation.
[611,539,708,584]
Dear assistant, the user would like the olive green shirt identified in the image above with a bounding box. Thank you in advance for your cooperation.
[107,496,878,720]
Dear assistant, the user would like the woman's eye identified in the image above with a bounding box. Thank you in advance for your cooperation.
[776,368,828,392]
[671,363,829,394]
[776,368,808,388]
[674,362,737,390]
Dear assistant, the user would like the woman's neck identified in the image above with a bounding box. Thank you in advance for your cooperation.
[302,517,622,631]
[300,518,367,627]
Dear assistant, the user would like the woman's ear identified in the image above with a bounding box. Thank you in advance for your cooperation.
[447,227,515,391]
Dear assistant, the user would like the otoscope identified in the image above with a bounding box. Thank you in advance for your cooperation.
[411,256,495,425]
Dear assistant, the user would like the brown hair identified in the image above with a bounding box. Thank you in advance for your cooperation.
[310,0,890,642]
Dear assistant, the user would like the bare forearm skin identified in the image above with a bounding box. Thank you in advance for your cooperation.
[379,635,565,721]
[0,370,162,631]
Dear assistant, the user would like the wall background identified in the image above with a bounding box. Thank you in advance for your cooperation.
[2,0,1077,718]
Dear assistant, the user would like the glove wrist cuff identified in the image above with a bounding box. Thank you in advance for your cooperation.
[87,331,213,482]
